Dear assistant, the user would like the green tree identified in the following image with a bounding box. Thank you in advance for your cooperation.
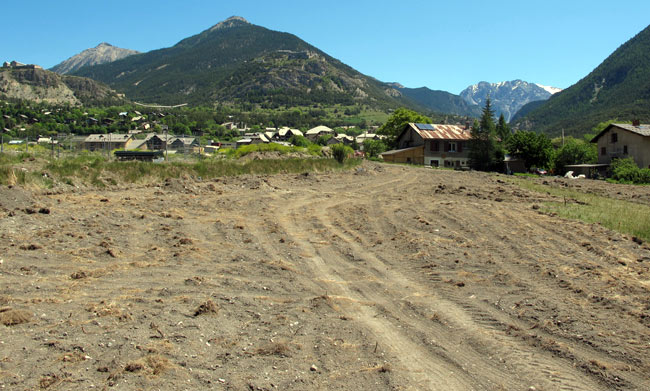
[469,98,504,171]
[553,137,597,173]
[496,114,511,142]
[378,108,431,148]
[506,131,553,170]
[363,139,387,158]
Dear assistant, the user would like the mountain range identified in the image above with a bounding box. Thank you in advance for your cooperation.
[70,17,417,110]
[512,24,650,136]
[460,80,561,122]
[65,17,554,119]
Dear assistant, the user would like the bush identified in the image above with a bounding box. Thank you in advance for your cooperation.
[331,144,353,164]
[363,139,387,158]
[611,158,650,184]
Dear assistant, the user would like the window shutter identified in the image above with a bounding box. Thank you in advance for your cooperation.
[444,141,448,152]
[458,142,463,153]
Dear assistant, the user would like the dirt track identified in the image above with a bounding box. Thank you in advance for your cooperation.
[1,162,649,390]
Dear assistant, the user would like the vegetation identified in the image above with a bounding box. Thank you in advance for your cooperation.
[512,178,650,241]
[469,99,504,171]
[610,158,650,184]
[331,144,354,164]
[378,108,431,148]
[0,148,359,187]
[552,137,597,173]
[506,130,553,170]
[362,139,387,158]
[513,24,650,137]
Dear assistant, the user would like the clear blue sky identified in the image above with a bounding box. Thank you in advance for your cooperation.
[3,0,649,94]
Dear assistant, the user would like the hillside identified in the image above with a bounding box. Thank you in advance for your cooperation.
[73,17,417,110]
[513,24,650,137]
[389,84,481,117]
[460,80,560,122]
[0,67,126,106]
[50,43,139,75]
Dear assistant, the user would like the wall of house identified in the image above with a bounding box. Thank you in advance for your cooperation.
[382,146,424,165]
[424,140,470,167]
[397,128,423,149]
[597,128,650,168]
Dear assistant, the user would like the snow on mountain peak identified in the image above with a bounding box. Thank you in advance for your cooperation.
[535,84,562,95]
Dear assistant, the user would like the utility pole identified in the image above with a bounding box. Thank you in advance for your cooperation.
[562,128,565,147]
[164,127,168,161]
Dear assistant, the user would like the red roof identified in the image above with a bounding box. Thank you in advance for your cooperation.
[409,123,471,140]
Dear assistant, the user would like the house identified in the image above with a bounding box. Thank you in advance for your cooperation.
[305,125,334,141]
[83,134,133,151]
[591,121,650,169]
[144,134,169,150]
[355,132,383,144]
[381,123,472,167]
[276,127,304,141]
[169,137,199,153]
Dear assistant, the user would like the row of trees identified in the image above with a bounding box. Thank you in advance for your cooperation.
[469,98,598,173]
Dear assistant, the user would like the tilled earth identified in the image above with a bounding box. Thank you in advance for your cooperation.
[0,162,649,390]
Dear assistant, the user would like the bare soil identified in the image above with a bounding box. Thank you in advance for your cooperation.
[1,162,649,390]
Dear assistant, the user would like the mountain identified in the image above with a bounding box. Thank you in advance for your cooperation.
[0,66,126,106]
[512,24,650,137]
[51,43,139,75]
[460,80,561,122]
[388,84,482,117]
[72,17,418,110]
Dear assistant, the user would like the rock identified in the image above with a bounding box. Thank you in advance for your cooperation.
[310,364,318,372]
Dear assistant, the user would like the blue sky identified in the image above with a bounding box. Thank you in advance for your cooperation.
[3,0,649,94]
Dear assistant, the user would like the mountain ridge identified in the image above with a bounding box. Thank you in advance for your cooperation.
[50,43,139,75]
[512,24,650,137]
[460,79,561,122]
[72,17,418,110]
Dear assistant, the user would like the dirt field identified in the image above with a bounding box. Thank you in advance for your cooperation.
[1,162,649,390]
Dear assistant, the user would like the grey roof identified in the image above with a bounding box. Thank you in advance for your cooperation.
[85,134,132,143]
[592,123,650,142]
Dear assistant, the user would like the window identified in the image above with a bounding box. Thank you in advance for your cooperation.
[611,133,618,143]
[448,142,457,152]
[601,147,606,156]
[430,140,439,152]
[623,145,628,154]
[430,160,439,167]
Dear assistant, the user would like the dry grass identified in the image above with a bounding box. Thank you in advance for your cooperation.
[0,308,32,326]
[124,355,173,376]
[254,341,291,357]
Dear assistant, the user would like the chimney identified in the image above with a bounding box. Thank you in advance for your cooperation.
[465,121,470,130]
[632,119,640,127]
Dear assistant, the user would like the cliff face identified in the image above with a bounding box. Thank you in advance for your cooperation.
[0,68,125,106]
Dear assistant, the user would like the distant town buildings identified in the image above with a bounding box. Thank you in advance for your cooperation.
[2,60,43,70]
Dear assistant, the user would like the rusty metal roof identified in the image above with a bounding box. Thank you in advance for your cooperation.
[410,123,471,140]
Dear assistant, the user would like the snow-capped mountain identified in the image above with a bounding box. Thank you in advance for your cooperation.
[460,80,561,122]
[50,43,139,75]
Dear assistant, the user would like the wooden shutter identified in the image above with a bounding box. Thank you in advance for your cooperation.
[458,142,463,153]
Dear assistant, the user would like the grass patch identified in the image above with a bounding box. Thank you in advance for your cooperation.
[512,178,650,241]
[1,149,361,187]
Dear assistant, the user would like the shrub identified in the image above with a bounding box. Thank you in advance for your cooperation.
[611,158,650,184]
[331,144,353,164]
